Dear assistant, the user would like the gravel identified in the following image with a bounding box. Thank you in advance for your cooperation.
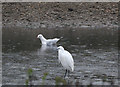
[2,2,118,29]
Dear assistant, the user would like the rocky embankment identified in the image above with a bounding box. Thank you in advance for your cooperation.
[2,2,118,29]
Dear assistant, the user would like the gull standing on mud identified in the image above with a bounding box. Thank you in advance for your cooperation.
[57,46,74,78]
[37,34,60,45]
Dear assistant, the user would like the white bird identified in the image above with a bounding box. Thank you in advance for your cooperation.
[37,34,60,45]
[57,46,74,78]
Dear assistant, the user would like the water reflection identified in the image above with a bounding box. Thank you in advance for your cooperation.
[37,44,57,56]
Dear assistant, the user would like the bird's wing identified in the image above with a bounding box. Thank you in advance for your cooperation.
[48,38,60,42]
[54,38,60,42]
[64,51,74,71]
[46,38,60,45]
[60,50,74,71]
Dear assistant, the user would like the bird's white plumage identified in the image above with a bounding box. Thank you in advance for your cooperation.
[58,46,74,72]
[37,34,60,45]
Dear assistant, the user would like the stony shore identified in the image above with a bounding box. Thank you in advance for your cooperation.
[2,2,118,29]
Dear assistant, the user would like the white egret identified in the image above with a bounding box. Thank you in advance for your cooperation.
[57,46,74,78]
[37,34,60,45]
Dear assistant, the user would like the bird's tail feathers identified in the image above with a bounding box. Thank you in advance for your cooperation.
[55,38,60,41]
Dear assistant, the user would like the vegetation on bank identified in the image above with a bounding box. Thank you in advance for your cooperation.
[25,68,117,86]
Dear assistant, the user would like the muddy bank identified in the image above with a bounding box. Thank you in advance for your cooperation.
[2,2,118,29]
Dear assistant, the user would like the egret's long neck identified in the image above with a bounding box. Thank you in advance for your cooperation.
[61,48,64,51]
[40,36,46,44]
[58,49,64,53]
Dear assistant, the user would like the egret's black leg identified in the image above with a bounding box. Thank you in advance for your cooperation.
[64,69,67,78]
[68,70,70,77]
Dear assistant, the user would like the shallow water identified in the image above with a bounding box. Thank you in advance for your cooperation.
[2,27,118,85]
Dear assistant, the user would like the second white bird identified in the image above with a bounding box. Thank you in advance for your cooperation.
[37,34,60,45]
